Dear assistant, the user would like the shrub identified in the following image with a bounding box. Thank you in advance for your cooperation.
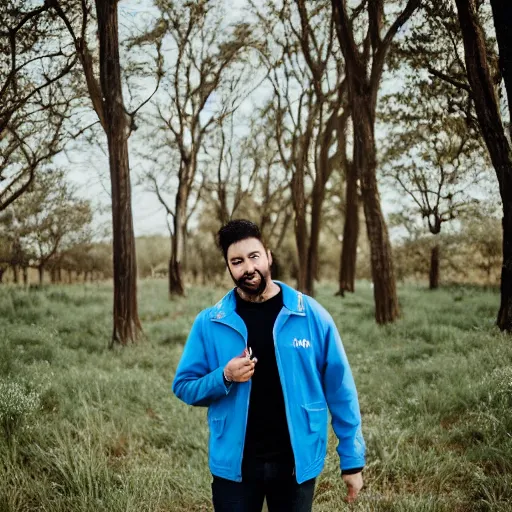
[0,380,40,444]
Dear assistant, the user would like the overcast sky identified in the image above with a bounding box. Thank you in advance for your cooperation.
[60,0,499,241]
[63,0,253,238]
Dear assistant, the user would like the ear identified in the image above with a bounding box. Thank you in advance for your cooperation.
[267,249,273,267]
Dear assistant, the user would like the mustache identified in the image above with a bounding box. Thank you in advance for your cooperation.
[240,270,261,282]
[242,272,258,279]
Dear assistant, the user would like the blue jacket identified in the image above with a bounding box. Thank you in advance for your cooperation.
[172,281,365,484]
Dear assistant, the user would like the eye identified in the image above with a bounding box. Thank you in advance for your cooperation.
[232,260,241,266]
[250,254,259,259]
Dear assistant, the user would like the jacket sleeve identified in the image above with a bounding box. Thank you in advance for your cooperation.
[321,312,366,472]
[172,311,232,407]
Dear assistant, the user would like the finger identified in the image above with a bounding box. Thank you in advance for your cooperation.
[345,487,358,503]
[231,362,250,374]
[238,368,255,381]
[236,358,254,367]
[237,361,256,372]
[238,366,255,378]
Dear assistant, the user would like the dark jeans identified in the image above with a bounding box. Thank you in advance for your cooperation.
[212,458,316,512]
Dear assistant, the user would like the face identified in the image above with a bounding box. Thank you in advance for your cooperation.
[226,237,273,296]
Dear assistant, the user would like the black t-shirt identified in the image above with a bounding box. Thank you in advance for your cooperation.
[235,287,294,463]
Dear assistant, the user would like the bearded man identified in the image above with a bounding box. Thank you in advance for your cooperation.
[173,219,365,512]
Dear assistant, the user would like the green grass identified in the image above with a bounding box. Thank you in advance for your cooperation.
[0,280,511,511]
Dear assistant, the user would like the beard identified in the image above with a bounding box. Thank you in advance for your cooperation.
[231,268,269,296]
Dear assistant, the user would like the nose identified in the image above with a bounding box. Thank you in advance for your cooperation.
[244,260,255,275]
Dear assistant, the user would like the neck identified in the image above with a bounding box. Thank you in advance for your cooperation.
[236,280,280,303]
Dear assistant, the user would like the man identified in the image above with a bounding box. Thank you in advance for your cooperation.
[173,220,365,511]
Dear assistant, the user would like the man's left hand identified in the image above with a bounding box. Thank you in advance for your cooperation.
[342,471,363,503]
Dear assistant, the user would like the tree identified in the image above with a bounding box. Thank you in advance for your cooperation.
[65,242,113,282]
[0,1,80,210]
[330,0,422,323]
[136,236,169,278]
[382,79,489,288]
[53,0,162,344]
[462,214,502,285]
[0,203,32,284]
[0,214,11,283]
[453,0,512,330]
[5,170,92,285]
[95,0,140,344]
[256,0,346,295]
[336,112,359,296]
[204,116,293,253]
[0,1,76,136]
[489,0,512,138]
[293,0,348,296]
[203,117,261,227]
[143,0,260,296]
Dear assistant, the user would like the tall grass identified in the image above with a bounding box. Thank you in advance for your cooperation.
[0,280,510,511]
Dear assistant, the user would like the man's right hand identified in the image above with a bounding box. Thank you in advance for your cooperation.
[224,354,257,383]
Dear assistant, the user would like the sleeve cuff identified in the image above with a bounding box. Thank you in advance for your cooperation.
[222,371,233,389]
[341,466,364,475]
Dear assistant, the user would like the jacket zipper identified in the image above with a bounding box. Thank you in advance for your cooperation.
[298,292,304,312]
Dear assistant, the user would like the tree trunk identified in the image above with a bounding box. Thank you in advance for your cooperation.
[50,268,57,284]
[12,265,18,284]
[489,0,512,138]
[169,253,184,296]
[291,166,308,293]
[337,164,359,295]
[455,0,512,331]
[275,210,292,254]
[0,268,4,283]
[354,100,399,323]
[38,265,44,285]
[306,182,324,297]
[305,109,340,297]
[58,267,62,283]
[169,184,187,296]
[293,215,308,293]
[216,185,230,226]
[182,223,188,274]
[201,257,207,286]
[96,0,142,345]
[330,0,406,323]
[361,175,399,323]
[22,267,28,286]
[67,270,72,284]
[429,244,440,290]
[498,204,512,330]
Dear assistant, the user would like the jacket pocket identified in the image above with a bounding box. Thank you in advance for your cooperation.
[208,415,231,470]
[303,402,327,433]
[209,416,226,438]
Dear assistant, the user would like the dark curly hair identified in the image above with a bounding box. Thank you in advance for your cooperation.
[217,219,263,261]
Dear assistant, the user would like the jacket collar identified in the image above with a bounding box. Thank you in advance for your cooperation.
[208,280,305,321]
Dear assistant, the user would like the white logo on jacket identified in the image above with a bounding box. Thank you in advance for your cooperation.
[293,337,311,348]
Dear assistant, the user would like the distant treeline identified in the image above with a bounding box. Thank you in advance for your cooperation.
[1,216,501,288]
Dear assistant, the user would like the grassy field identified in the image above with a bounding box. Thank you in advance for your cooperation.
[0,280,511,511]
